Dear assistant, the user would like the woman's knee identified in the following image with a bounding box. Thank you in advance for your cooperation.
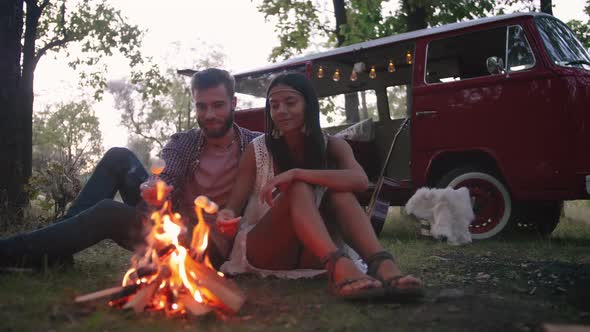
[286,181,314,201]
[326,190,360,209]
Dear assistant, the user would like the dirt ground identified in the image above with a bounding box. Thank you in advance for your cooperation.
[37,237,588,332]
[219,251,590,332]
[1,206,589,331]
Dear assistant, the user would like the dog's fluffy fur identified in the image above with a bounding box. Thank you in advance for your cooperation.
[405,187,474,245]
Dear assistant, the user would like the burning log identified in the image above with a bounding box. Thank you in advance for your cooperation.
[183,255,245,314]
[123,282,158,313]
[74,161,246,317]
[157,244,176,258]
[75,284,139,303]
[177,293,213,316]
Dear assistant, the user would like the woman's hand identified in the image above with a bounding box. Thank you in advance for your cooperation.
[216,208,240,238]
[259,169,298,206]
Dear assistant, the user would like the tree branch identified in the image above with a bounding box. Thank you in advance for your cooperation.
[32,1,71,70]
[318,25,336,36]
[39,0,49,11]
[70,141,89,170]
[129,107,164,148]
[34,35,72,64]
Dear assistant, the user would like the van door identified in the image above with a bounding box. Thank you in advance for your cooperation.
[411,23,570,197]
[535,15,590,195]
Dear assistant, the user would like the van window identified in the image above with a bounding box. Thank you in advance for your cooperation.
[426,27,506,83]
[507,25,535,72]
[535,16,590,70]
[386,85,408,119]
[319,90,378,128]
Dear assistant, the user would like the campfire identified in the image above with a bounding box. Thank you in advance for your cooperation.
[75,160,246,317]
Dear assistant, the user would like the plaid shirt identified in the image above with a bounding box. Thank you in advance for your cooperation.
[150,124,261,213]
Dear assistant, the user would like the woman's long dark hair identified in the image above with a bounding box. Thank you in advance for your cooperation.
[265,73,327,172]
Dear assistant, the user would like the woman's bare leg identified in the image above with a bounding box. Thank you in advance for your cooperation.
[326,191,422,288]
[246,182,380,292]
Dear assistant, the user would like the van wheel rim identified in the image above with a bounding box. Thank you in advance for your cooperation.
[454,178,505,235]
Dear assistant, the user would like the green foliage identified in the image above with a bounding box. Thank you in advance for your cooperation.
[109,72,190,151]
[387,84,408,119]
[568,19,590,49]
[319,98,337,124]
[27,160,81,221]
[257,0,322,61]
[427,0,495,26]
[35,0,165,100]
[258,0,501,62]
[127,136,152,169]
[566,0,590,49]
[109,44,226,154]
[342,0,401,45]
[493,0,535,15]
[33,100,103,171]
[30,101,103,220]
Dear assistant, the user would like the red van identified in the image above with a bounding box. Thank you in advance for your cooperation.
[226,12,590,239]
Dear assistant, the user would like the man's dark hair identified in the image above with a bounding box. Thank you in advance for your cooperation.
[190,68,235,98]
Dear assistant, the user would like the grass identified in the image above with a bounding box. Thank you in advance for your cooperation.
[1,204,589,331]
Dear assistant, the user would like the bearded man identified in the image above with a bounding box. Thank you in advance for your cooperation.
[0,68,261,269]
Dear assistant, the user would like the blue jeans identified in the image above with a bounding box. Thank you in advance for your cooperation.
[0,147,149,266]
[63,147,149,219]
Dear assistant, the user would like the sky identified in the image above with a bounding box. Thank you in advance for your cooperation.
[34,0,589,150]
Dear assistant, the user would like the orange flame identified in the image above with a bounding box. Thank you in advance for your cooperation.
[116,192,226,315]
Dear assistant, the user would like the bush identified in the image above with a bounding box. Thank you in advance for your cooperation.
[27,160,81,222]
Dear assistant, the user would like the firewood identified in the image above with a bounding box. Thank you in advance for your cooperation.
[177,293,213,316]
[136,265,158,278]
[109,284,141,301]
[74,286,126,303]
[123,282,158,313]
[157,244,176,258]
[183,258,245,313]
[540,324,590,332]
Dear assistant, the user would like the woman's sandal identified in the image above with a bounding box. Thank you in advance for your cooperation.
[366,251,425,302]
[321,249,385,300]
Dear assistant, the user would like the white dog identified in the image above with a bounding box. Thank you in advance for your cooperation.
[405,187,474,245]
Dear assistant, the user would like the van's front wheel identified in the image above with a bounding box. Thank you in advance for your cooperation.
[437,167,511,239]
[510,200,563,237]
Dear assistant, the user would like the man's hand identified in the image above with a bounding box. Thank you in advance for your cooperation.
[216,208,240,238]
[259,169,298,206]
[140,179,173,207]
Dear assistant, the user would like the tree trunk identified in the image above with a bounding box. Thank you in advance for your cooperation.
[332,0,346,47]
[0,0,25,214]
[332,0,359,123]
[540,0,553,15]
[402,0,428,31]
[22,0,45,193]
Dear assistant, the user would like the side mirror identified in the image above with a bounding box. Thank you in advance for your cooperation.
[486,56,505,75]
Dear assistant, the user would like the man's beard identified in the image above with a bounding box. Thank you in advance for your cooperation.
[198,111,234,138]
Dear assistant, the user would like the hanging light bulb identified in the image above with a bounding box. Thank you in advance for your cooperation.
[332,68,341,82]
[369,65,377,79]
[317,66,324,79]
[388,59,396,73]
[350,70,358,81]
[406,50,413,65]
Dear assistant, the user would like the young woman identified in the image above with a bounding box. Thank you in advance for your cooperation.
[216,73,423,300]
